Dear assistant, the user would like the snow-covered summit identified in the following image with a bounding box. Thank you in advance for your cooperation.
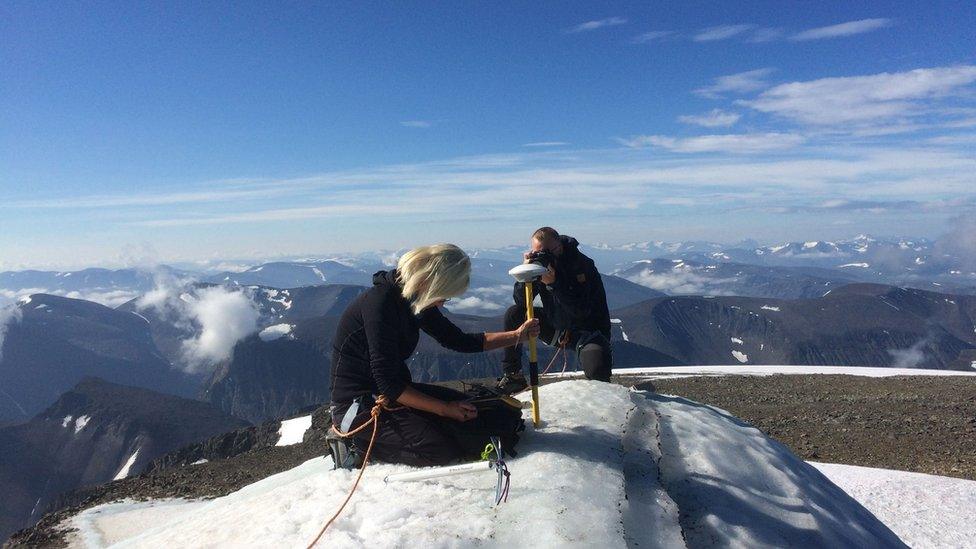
[65,381,904,548]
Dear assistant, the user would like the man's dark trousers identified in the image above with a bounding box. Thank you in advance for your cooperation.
[501,305,612,382]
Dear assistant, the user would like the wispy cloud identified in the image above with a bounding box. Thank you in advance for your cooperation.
[566,17,627,34]
[400,120,433,128]
[791,18,892,41]
[678,109,742,128]
[693,24,753,42]
[20,140,975,233]
[0,303,23,362]
[522,141,570,147]
[740,65,976,126]
[631,30,673,44]
[617,133,805,153]
[747,27,785,43]
[694,68,775,98]
[3,187,294,209]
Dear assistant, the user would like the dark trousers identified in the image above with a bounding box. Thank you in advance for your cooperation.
[342,383,512,467]
[501,305,613,382]
[341,383,463,467]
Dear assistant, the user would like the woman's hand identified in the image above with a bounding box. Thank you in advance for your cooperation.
[442,400,478,422]
[517,318,541,342]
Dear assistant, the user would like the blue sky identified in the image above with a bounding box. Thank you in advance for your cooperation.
[1,1,975,269]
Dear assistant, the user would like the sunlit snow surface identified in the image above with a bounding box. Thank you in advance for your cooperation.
[66,381,906,548]
[810,462,976,549]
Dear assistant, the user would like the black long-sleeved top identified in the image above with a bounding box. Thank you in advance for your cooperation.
[514,235,612,340]
[329,270,486,406]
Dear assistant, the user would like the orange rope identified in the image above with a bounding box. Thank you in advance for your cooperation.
[306,396,403,548]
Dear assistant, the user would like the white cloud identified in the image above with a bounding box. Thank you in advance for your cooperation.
[791,18,892,41]
[741,65,976,126]
[566,17,627,33]
[62,289,140,308]
[0,287,139,308]
[0,303,23,361]
[626,267,736,295]
[109,143,976,230]
[3,187,294,210]
[522,141,570,147]
[888,336,930,368]
[136,269,191,314]
[180,286,260,371]
[693,24,754,42]
[747,28,785,43]
[135,271,260,372]
[400,120,432,128]
[935,213,976,271]
[447,296,505,313]
[631,30,672,43]
[658,197,699,206]
[678,109,742,128]
[694,68,774,98]
[618,133,805,153]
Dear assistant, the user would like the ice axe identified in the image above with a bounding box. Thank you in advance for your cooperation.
[508,262,548,427]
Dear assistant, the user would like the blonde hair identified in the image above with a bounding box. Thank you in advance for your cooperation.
[396,244,471,314]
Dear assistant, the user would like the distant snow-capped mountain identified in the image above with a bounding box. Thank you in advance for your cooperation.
[0,377,248,542]
[0,294,198,424]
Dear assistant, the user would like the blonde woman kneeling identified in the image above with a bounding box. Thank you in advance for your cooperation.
[328,244,539,466]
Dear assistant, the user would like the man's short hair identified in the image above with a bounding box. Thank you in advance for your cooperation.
[532,226,560,243]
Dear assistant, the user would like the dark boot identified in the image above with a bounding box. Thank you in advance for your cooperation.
[495,371,528,395]
[326,427,363,470]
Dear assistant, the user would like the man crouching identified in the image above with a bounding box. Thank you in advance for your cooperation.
[496,226,613,394]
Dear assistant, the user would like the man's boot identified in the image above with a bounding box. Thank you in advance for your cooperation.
[495,371,528,395]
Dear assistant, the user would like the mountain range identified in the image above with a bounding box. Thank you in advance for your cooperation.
[0,377,247,542]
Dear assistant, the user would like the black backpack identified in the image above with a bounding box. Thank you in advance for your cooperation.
[446,385,525,460]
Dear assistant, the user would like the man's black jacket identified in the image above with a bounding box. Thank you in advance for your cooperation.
[513,235,611,340]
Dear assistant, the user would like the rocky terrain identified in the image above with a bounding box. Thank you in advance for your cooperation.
[641,374,976,480]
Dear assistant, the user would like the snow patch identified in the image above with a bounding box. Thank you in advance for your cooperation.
[74,415,91,433]
[275,415,313,446]
[730,337,744,345]
[259,323,293,342]
[62,415,74,428]
[760,305,780,311]
[811,462,976,549]
[731,350,748,363]
[114,449,141,480]
[839,263,870,268]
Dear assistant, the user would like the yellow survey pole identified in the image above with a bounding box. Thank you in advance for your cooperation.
[524,282,541,427]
